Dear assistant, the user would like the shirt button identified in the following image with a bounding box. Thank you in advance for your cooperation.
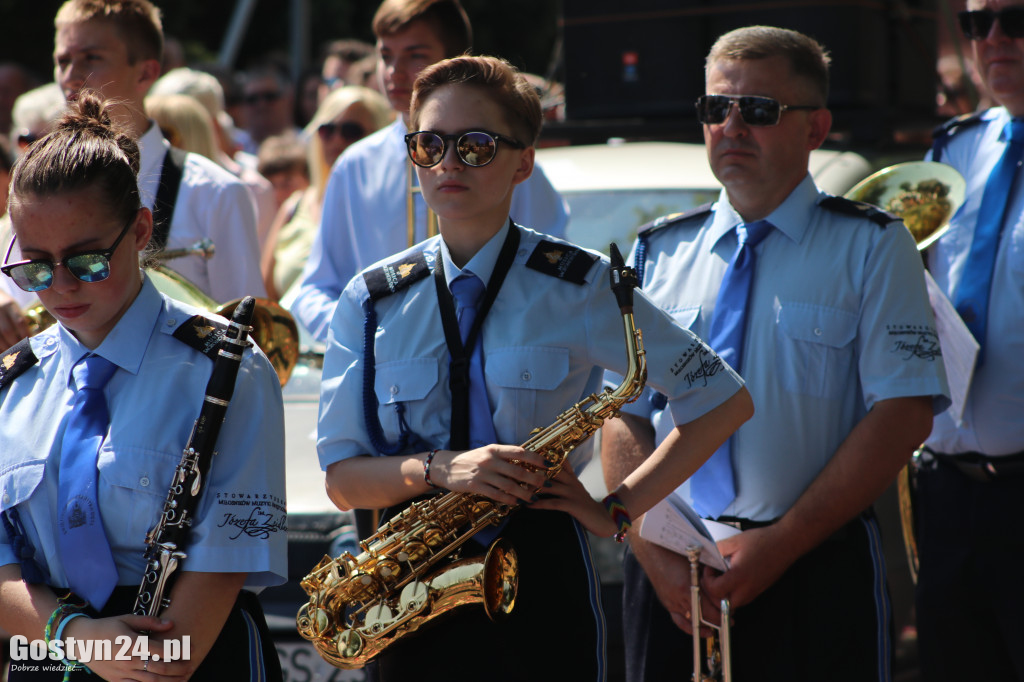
[521,371,532,382]
[139,476,150,487]
[814,328,823,336]
[517,248,528,257]
[2,492,9,504]
[166,318,176,327]
[390,385,399,395]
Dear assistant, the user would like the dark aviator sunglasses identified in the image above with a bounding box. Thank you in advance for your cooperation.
[405,130,525,168]
[1,216,135,292]
[696,94,820,127]
[959,7,1024,40]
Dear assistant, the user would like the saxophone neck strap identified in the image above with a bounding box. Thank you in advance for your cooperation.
[434,222,521,450]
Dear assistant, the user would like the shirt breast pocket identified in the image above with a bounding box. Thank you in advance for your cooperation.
[98,448,179,549]
[486,346,570,436]
[374,358,439,440]
[774,302,858,399]
[667,304,701,331]
[0,460,45,513]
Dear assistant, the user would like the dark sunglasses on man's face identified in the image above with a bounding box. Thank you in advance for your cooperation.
[959,6,1024,40]
[404,130,526,168]
[1,216,135,292]
[317,120,367,142]
[695,94,820,127]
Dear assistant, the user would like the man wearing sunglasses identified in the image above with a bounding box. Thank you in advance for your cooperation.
[601,26,949,682]
[290,0,568,343]
[917,1,1024,679]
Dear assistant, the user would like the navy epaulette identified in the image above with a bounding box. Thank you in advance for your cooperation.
[638,202,714,238]
[525,240,598,285]
[362,250,430,302]
[0,338,38,391]
[931,110,986,163]
[931,110,986,142]
[819,195,900,227]
[172,315,230,361]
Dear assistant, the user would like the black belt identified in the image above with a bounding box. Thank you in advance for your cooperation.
[924,447,1024,482]
[716,516,775,531]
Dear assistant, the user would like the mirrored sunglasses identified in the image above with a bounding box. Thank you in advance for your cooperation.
[317,120,367,141]
[1,216,135,292]
[958,7,1024,40]
[404,130,525,168]
[695,94,820,127]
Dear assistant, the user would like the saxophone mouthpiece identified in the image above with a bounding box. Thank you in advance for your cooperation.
[608,243,637,311]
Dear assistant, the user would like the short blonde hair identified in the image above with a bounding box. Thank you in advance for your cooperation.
[145,93,219,162]
[55,0,163,64]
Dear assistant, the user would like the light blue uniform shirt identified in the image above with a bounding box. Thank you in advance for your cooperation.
[318,222,744,474]
[292,119,570,342]
[0,276,287,588]
[617,176,950,521]
[925,107,1024,456]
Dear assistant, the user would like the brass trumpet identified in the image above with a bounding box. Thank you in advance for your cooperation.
[687,545,731,682]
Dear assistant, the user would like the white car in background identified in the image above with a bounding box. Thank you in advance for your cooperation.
[268,140,877,682]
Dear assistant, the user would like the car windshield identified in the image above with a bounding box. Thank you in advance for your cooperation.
[562,188,720,254]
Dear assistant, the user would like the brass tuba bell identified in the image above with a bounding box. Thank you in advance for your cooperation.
[843,161,966,250]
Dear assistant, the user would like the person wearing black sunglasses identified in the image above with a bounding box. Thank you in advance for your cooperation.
[602,26,949,682]
[0,91,287,682]
[290,0,568,344]
[917,2,1024,680]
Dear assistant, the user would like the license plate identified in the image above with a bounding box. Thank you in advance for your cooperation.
[275,641,366,682]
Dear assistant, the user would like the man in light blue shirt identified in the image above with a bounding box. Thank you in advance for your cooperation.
[917,1,1024,677]
[602,26,950,682]
[291,0,568,341]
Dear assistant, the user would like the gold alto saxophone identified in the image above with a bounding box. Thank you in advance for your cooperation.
[296,244,647,669]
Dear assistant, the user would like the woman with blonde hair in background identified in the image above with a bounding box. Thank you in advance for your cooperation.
[261,85,391,301]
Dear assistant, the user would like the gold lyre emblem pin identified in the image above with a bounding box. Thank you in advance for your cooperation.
[544,249,564,265]
[2,351,17,370]
[195,325,217,339]
[397,263,415,278]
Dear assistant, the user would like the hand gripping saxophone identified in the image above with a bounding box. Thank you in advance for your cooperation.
[132,298,256,617]
[296,244,647,669]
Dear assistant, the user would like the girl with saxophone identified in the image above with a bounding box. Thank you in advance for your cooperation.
[0,92,286,681]
[317,55,754,681]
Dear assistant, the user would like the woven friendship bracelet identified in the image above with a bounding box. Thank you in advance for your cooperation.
[602,491,633,542]
[424,449,440,488]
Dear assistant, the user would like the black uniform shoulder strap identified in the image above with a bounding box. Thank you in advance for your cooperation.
[637,202,714,238]
[931,110,986,163]
[362,250,431,303]
[172,315,230,361]
[0,338,38,391]
[819,195,901,227]
[525,240,598,285]
[633,202,714,285]
[151,146,187,252]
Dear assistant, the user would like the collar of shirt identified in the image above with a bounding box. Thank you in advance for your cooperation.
[137,121,171,210]
[439,218,512,288]
[54,275,161,388]
[709,173,820,250]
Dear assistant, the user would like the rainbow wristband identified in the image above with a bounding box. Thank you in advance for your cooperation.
[602,490,633,543]
[424,449,440,488]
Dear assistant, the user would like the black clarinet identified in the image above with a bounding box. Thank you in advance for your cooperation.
[132,297,256,617]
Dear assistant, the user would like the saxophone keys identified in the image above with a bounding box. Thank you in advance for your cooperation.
[362,604,394,634]
[399,581,429,614]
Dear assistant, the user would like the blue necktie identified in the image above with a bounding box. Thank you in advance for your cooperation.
[450,273,497,449]
[58,354,119,608]
[953,118,1024,366]
[691,219,773,519]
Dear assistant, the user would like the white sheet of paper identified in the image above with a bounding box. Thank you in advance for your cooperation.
[924,270,978,425]
[638,493,740,572]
